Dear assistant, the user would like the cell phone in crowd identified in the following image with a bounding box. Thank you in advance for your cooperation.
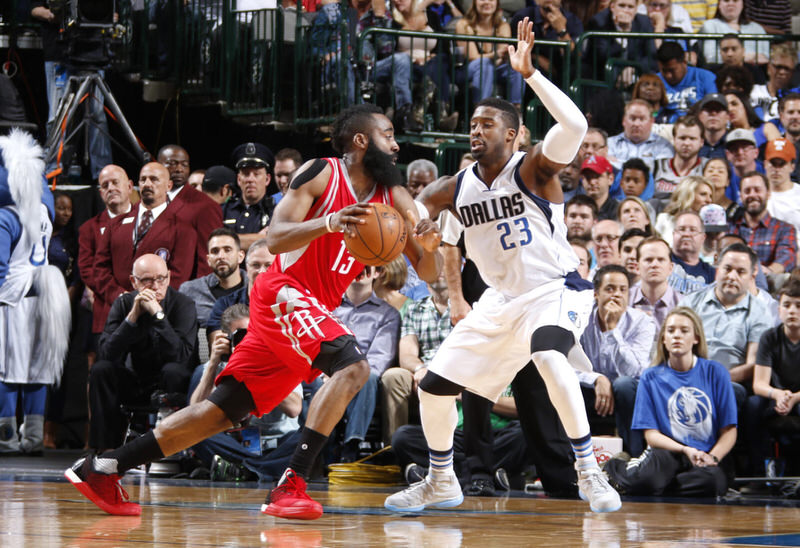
[230,328,247,350]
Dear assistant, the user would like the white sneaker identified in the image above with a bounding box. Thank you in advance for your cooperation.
[577,466,622,513]
[384,472,464,512]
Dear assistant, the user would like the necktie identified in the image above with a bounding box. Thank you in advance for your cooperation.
[135,210,153,246]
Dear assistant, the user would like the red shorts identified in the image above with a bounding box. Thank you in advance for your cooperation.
[216,273,352,416]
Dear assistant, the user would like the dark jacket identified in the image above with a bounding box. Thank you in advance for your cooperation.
[99,287,198,381]
[583,10,656,79]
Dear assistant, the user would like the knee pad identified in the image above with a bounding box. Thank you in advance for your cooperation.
[418,371,464,397]
[530,325,575,357]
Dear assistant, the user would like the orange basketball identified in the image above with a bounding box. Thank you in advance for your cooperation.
[343,203,408,267]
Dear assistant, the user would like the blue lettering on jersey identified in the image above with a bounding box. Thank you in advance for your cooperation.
[459,193,524,228]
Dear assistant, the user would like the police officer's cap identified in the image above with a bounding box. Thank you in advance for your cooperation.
[232,142,275,172]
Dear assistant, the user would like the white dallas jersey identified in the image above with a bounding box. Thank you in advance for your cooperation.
[0,203,51,306]
[455,151,578,298]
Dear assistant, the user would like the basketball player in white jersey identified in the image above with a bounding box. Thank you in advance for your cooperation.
[385,19,621,513]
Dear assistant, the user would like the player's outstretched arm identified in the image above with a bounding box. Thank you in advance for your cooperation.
[266,160,371,254]
[509,18,587,201]
[392,185,442,283]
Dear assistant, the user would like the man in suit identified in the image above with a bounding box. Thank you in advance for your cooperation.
[158,145,223,278]
[584,0,657,82]
[89,254,197,451]
[93,162,197,309]
[78,164,134,350]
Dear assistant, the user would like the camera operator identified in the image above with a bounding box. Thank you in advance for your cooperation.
[188,303,303,482]
[31,0,113,180]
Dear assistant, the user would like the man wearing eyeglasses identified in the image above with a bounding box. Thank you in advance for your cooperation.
[667,210,715,294]
[751,43,800,121]
[89,253,198,451]
[158,145,223,279]
[765,139,800,242]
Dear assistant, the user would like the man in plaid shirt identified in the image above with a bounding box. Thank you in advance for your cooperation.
[381,274,450,443]
[729,172,797,274]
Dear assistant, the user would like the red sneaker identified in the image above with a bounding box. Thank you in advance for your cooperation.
[64,456,142,516]
[260,469,323,520]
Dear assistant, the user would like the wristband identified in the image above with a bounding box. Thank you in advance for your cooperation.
[324,213,336,233]
[711,454,719,464]
[414,364,426,373]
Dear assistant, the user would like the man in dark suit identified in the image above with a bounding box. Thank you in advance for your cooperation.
[93,162,197,309]
[89,253,197,451]
[583,0,657,82]
[78,164,135,348]
[158,144,223,278]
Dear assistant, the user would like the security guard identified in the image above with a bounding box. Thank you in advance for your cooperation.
[222,142,278,250]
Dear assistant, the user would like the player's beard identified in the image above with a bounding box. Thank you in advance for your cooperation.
[363,141,403,188]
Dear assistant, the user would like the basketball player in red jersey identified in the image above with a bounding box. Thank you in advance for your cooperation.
[64,104,443,520]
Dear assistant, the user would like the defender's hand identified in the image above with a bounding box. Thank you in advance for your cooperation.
[508,18,536,79]
[406,208,442,253]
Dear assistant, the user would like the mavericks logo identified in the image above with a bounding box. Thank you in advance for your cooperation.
[567,310,581,328]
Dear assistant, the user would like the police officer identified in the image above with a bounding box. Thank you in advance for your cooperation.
[222,142,277,250]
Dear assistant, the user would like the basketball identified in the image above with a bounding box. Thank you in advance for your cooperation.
[343,203,408,267]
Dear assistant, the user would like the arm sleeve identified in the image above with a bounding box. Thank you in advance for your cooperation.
[0,208,21,288]
[525,70,588,164]
[755,328,775,368]
[93,227,127,304]
[77,220,98,291]
[153,294,198,365]
[631,371,659,431]
[97,295,137,362]
[605,314,657,379]
[774,224,797,272]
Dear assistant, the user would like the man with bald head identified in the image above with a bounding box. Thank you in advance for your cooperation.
[89,254,197,451]
[79,165,135,343]
[93,162,198,312]
[158,145,223,278]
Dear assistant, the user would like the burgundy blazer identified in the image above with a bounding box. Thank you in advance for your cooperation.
[78,210,114,333]
[168,185,223,278]
[93,203,198,306]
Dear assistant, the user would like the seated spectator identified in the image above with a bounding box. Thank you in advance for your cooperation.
[696,93,730,159]
[222,143,277,250]
[605,307,737,497]
[580,265,658,456]
[188,170,205,191]
[765,139,800,240]
[631,73,671,128]
[668,210,716,294]
[716,63,758,101]
[679,243,772,404]
[510,0,583,81]
[724,128,763,192]
[179,228,246,328]
[273,148,303,200]
[618,196,655,235]
[751,43,800,121]
[188,304,302,482]
[201,165,237,206]
[614,158,654,202]
[583,0,657,84]
[566,194,599,252]
[405,159,438,198]
[571,239,592,279]
[673,0,717,33]
[725,91,764,136]
[638,0,694,41]
[619,228,648,283]
[703,157,735,211]
[93,163,198,309]
[333,265,401,462]
[728,172,797,275]
[631,237,681,328]
[581,154,618,220]
[699,0,767,66]
[608,100,674,172]
[743,0,791,35]
[560,156,584,202]
[579,127,610,164]
[591,219,624,272]
[90,254,197,451]
[653,115,707,207]
[159,144,223,279]
[657,42,717,123]
[383,272,450,444]
[746,279,800,477]
[455,0,523,107]
[714,37,765,90]
[714,232,773,303]
[655,175,713,243]
[760,93,800,183]
[373,256,410,315]
[206,238,274,343]
[698,203,730,264]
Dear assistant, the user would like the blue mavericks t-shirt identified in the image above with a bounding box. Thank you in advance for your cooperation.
[659,66,718,123]
[632,357,737,452]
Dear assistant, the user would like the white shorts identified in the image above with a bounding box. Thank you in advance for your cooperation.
[428,279,593,402]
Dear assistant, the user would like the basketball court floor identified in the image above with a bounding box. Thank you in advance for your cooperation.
[3,451,800,547]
